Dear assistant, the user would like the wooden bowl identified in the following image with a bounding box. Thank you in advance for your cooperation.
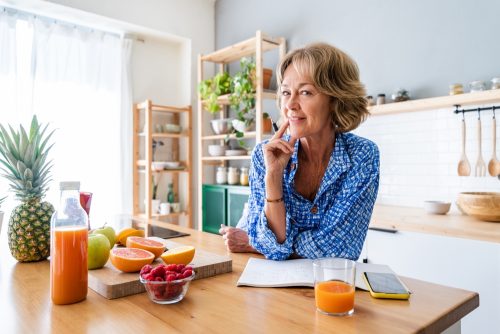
[456,192,500,222]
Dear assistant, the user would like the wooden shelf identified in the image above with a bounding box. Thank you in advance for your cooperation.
[136,212,188,219]
[201,35,283,63]
[206,90,277,106]
[138,168,189,174]
[369,89,500,116]
[136,102,190,114]
[202,155,251,161]
[202,131,272,141]
[138,132,189,138]
[133,99,192,227]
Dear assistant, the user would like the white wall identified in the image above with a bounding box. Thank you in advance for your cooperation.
[354,106,500,210]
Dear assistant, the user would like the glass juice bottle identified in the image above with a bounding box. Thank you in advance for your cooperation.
[50,181,88,305]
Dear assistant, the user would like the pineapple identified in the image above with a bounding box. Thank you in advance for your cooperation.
[0,116,55,262]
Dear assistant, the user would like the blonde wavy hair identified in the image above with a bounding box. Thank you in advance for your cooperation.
[276,43,369,132]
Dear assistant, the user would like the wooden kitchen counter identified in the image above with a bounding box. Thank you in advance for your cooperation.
[0,219,478,334]
[371,204,500,244]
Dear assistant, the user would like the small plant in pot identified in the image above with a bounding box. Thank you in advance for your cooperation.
[198,72,232,114]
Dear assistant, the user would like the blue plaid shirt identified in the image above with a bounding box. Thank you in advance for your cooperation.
[246,132,379,261]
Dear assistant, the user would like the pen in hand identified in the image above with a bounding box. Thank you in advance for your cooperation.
[270,117,279,133]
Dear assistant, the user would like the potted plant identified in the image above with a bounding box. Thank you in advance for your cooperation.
[229,58,274,143]
[198,71,232,114]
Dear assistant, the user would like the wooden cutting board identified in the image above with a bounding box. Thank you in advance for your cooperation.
[88,238,232,299]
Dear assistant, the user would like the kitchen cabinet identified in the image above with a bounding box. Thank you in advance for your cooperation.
[132,100,192,227]
[197,30,286,232]
[202,184,250,234]
[361,228,500,334]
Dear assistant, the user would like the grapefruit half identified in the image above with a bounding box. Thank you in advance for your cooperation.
[110,247,154,272]
[126,236,166,259]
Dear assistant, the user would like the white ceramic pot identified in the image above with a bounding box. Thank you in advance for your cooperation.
[0,211,4,234]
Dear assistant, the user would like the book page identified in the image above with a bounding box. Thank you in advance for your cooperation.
[237,258,314,287]
[237,258,394,291]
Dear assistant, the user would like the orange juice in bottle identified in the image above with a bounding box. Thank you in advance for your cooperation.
[50,181,88,305]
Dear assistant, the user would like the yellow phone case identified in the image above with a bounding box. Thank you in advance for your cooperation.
[363,272,411,300]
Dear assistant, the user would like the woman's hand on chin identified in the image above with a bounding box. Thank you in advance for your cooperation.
[263,120,297,175]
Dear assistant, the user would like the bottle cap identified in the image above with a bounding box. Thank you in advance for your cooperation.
[59,181,81,191]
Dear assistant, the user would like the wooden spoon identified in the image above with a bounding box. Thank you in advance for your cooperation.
[488,117,500,176]
[457,118,471,176]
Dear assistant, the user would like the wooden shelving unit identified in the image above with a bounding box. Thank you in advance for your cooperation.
[133,99,192,228]
[197,31,286,231]
[369,89,500,116]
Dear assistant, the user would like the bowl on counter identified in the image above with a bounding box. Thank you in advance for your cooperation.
[208,145,228,157]
[423,201,451,215]
[210,118,233,135]
[140,268,195,304]
[456,192,500,222]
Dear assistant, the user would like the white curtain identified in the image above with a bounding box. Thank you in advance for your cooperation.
[0,8,133,227]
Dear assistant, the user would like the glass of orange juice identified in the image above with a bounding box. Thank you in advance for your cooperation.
[313,258,356,316]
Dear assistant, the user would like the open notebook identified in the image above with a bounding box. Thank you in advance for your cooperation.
[237,258,395,291]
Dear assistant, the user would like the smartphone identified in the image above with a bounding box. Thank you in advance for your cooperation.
[363,272,411,300]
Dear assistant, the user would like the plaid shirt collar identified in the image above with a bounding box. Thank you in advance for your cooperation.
[285,132,352,201]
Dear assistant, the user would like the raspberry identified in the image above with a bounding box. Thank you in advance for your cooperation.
[143,273,155,281]
[166,264,177,272]
[166,274,176,282]
[140,264,153,276]
[154,276,164,282]
[150,266,166,278]
[176,264,186,272]
[183,265,193,272]
[182,269,193,278]
[175,273,184,280]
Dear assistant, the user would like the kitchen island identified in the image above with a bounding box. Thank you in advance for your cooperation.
[0,218,478,333]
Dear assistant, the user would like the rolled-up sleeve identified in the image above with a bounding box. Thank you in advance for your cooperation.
[246,143,298,260]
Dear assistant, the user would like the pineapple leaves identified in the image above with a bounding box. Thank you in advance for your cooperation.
[0,116,55,201]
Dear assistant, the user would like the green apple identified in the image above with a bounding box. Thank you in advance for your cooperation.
[93,224,116,248]
[88,234,111,270]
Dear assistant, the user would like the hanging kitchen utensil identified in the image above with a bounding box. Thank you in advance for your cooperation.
[475,109,486,177]
[457,112,471,176]
[488,107,500,176]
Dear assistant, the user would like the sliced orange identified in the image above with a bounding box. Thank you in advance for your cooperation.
[126,236,166,259]
[160,245,195,265]
[109,247,154,272]
[116,228,145,246]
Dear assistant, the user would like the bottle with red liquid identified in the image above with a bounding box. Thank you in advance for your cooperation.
[50,181,88,305]
[79,191,92,230]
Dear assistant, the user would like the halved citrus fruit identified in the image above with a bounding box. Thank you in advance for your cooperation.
[160,246,195,265]
[126,236,166,259]
[116,228,145,246]
[109,247,154,272]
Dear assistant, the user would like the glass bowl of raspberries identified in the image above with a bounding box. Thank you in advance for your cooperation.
[139,263,195,304]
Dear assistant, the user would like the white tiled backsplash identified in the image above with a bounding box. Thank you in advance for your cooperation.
[353,104,500,211]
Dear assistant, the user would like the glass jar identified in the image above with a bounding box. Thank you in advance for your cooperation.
[50,181,88,305]
[469,80,486,93]
[216,166,227,184]
[376,94,386,105]
[491,77,500,90]
[449,83,464,95]
[240,167,249,186]
[227,167,239,185]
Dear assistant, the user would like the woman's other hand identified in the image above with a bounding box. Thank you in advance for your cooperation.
[262,120,296,175]
[219,225,258,253]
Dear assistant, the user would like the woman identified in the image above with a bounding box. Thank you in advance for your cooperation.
[220,42,379,260]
